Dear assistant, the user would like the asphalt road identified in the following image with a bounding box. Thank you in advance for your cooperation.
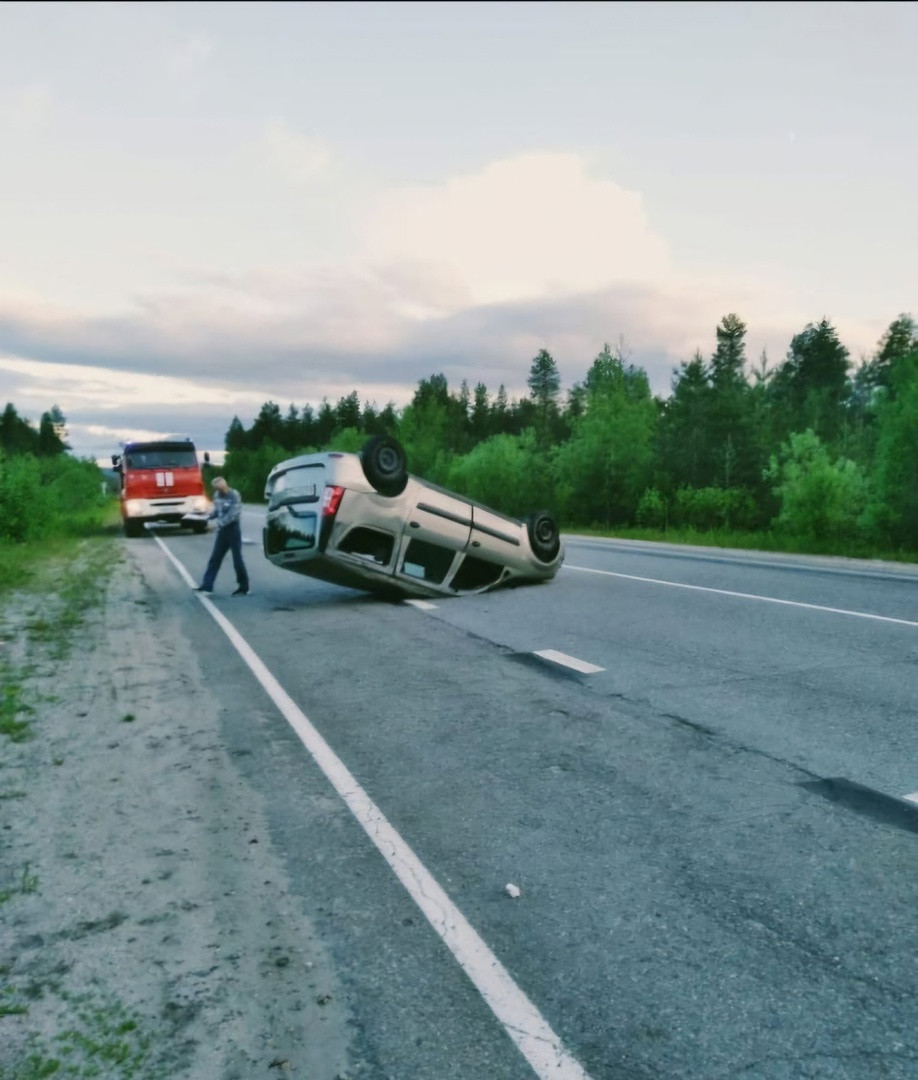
[138,513,918,1080]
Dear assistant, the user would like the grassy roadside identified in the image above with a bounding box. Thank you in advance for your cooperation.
[0,516,121,743]
[0,518,165,1079]
[565,523,918,564]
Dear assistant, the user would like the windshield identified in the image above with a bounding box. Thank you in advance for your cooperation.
[125,447,198,469]
[268,464,324,509]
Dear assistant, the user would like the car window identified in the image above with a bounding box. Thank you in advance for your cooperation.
[400,538,457,584]
[450,554,504,592]
[268,464,325,510]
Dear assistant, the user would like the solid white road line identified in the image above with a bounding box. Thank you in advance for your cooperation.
[404,598,438,610]
[153,535,593,1080]
[564,564,918,628]
[533,649,605,674]
[904,792,918,805]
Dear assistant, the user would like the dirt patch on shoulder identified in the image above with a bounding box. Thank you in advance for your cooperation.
[0,540,352,1079]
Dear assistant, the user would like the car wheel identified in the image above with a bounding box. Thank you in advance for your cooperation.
[124,519,144,538]
[526,510,560,563]
[191,522,208,534]
[360,435,409,496]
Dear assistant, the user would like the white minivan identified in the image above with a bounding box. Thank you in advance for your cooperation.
[262,436,564,598]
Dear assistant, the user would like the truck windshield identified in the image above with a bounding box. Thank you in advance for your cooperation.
[126,449,198,469]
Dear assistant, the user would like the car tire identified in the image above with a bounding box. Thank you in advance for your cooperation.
[526,510,561,563]
[124,519,144,538]
[360,435,409,496]
[191,522,208,534]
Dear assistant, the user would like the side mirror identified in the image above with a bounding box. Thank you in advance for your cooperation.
[203,451,211,464]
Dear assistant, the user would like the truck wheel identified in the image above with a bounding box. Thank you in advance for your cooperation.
[526,510,560,563]
[191,522,208,534]
[360,436,408,497]
[124,520,144,538]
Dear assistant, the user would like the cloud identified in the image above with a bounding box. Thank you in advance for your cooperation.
[262,119,336,185]
[0,150,894,461]
[360,152,672,308]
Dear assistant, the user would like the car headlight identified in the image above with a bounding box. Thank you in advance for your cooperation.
[191,496,211,513]
[124,499,145,516]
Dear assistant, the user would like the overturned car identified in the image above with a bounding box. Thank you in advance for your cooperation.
[262,436,564,599]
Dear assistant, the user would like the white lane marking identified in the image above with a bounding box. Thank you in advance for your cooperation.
[904,792,918,805]
[533,649,604,675]
[405,598,438,610]
[564,564,918,628]
[153,535,592,1080]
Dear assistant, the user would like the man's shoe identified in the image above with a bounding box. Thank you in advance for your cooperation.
[193,585,212,593]
[232,587,249,596]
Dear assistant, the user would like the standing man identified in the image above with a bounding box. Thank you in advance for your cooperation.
[194,476,250,595]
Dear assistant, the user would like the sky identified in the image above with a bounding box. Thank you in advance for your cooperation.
[1,1,916,463]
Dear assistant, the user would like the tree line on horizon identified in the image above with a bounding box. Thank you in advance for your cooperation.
[3,310,916,554]
[221,311,918,554]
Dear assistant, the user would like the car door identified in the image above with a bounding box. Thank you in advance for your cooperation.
[469,504,524,564]
[398,484,472,586]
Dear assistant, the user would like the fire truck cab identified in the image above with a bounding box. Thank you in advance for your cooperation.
[112,435,211,538]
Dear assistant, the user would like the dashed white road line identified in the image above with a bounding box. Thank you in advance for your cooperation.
[152,535,593,1080]
[404,598,438,610]
[534,649,605,674]
[564,564,918,627]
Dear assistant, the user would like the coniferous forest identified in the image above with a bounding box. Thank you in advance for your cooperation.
[220,313,918,558]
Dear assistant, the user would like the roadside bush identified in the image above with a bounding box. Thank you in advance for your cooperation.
[764,429,867,542]
[445,430,550,518]
[0,452,106,543]
[635,487,667,529]
[671,486,758,531]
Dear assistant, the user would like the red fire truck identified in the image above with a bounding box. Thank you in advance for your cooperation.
[112,435,212,538]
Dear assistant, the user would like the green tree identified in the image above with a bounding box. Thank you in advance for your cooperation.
[377,402,400,435]
[527,348,561,446]
[658,352,713,491]
[861,346,918,545]
[446,430,550,518]
[764,429,867,543]
[37,409,68,456]
[0,403,38,455]
[314,400,337,446]
[249,402,285,447]
[335,390,362,432]
[710,313,747,388]
[769,319,850,445]
[225,416,248,452]
[551,348,656,525]
[470,382,490,441]
[706,314,763,491]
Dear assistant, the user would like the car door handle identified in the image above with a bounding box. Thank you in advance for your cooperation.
[409,521,420,528]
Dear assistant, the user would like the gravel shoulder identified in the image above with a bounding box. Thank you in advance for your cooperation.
[0,539,352,1079]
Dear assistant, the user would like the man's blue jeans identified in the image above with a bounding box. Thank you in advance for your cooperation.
[201,520,249,592]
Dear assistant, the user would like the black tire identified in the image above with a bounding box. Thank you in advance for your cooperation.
[526,510,561,563]
[124,519,144,538]
[191,521,208,534]
[360,435,408,497]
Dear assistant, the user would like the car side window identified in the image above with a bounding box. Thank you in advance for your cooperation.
[450,554,504,592]
[400,538,456,584]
